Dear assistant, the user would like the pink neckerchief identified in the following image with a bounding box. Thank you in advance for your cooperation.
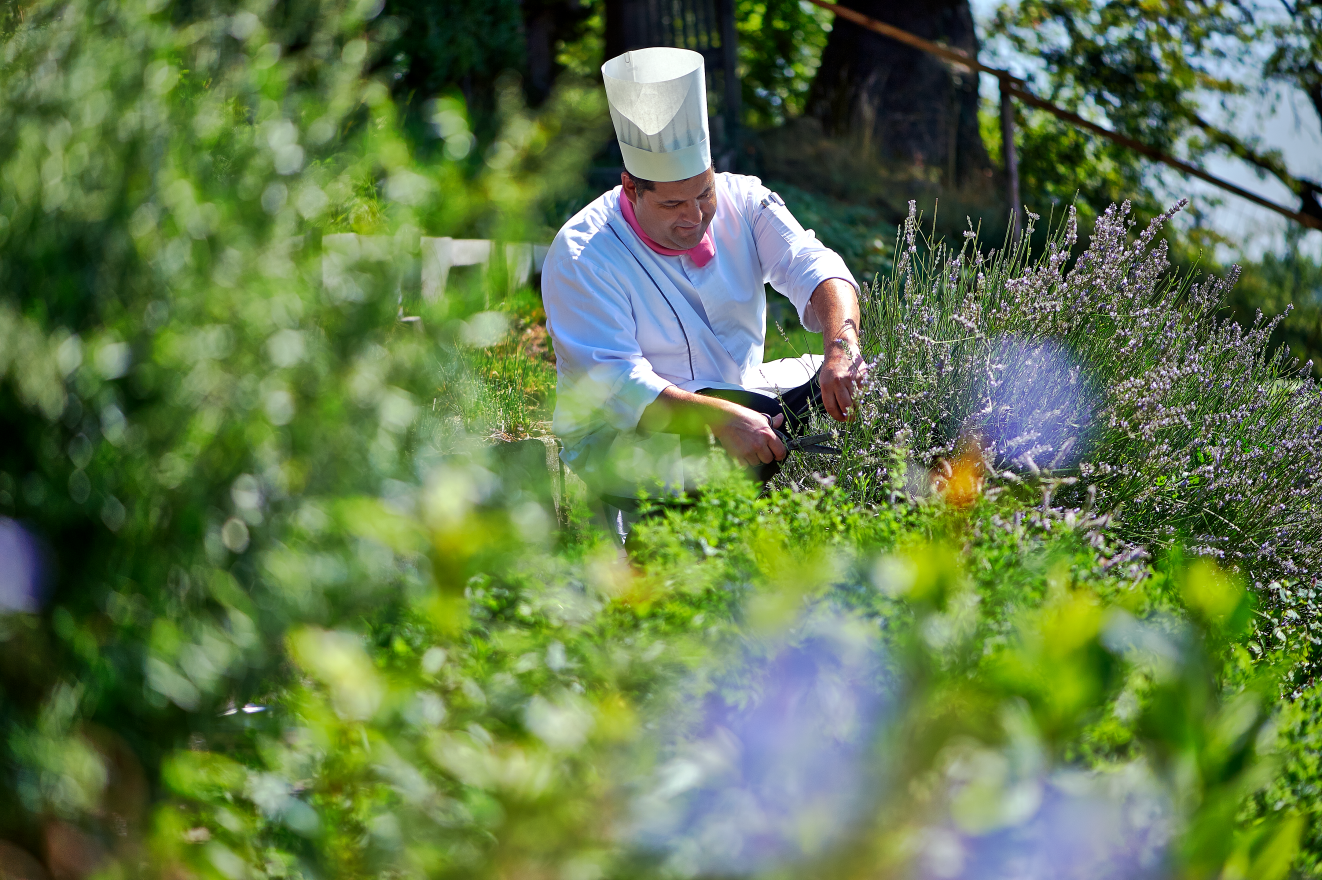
[618,188,716,268]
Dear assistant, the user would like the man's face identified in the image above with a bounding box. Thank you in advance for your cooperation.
[623,167,717,251]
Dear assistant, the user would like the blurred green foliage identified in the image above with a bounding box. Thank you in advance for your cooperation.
[0,0,587,861]
[736,0,833,127]
[376,0,526,102]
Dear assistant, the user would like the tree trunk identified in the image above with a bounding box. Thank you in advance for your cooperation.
[806,0,992,187]
[523,3,557,105]
[522,0,593,106]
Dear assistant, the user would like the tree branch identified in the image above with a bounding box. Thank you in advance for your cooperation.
[1182,109,1322,221]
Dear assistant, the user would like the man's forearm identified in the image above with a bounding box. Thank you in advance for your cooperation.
[638,385,744,435]
[809,278,862,359]
[638,386,788,467]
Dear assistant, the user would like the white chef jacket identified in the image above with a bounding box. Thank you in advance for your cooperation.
[542,172,857,491]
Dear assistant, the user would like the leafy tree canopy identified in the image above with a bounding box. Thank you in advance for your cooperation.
[735,0,833,127]
[992,0,1322,224]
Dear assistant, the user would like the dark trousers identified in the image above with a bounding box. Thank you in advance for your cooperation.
[696,374,823,484]
[600,373,823,512]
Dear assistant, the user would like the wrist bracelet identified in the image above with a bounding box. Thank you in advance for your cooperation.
[832,337,862,359]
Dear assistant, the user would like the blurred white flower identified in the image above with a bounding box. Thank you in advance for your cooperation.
[526,693,593,750]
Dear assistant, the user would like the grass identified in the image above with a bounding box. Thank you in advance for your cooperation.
[430,278,558,441]
[763,315,822,362]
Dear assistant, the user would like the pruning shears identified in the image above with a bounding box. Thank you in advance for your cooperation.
[774,428,841,457]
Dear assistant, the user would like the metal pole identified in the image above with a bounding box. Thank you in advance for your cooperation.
[1000,75,1021,240]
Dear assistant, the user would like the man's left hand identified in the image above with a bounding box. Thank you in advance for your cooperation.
[807,278,865,422]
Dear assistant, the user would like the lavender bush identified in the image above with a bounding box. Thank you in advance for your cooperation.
[798,200,1322,606]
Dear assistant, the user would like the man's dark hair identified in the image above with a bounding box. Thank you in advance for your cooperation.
[624,171,656,194]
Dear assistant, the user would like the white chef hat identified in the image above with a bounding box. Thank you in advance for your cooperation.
[602,47,711,183]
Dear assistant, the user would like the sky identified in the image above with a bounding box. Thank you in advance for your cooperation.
[969,0,1322,260]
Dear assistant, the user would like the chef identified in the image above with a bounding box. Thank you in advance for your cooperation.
[542,46,863,525]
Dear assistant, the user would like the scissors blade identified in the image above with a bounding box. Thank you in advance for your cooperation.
[790,432,837,449]
[795,442,841,456]
[778,431,840,455]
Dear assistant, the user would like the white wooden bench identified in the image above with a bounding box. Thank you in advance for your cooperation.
[420,237,550,302]
[322,234,550,325]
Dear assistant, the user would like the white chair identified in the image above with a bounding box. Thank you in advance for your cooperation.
[420,236,453,303]
[451,238,494,267]
[505,242,533,292]
[330,235,550,324]
[421,237,494,301]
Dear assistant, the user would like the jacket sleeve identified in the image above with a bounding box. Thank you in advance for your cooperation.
[542,252,674,436]
[744,179,858,333]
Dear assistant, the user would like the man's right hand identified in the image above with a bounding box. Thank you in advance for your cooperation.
[712,409,787,466]
[640,386,788,467]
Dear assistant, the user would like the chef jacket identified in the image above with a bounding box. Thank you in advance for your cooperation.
[542,172,858,493]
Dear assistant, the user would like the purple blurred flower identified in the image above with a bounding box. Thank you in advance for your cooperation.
[973,335,1094,472]
[918,768,1172,880]
[630,613,890,876]
[0,517,48,613]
